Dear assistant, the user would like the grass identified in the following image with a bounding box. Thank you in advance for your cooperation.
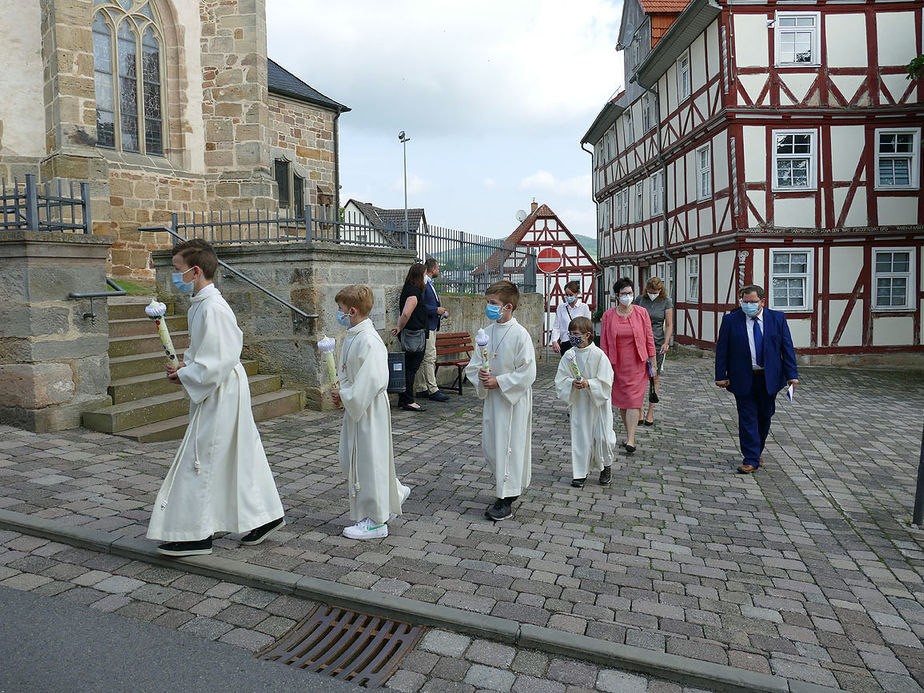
[111,278,155,296]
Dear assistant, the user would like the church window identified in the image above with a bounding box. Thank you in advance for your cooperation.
[275,160,291,208]
[92,2,164,155]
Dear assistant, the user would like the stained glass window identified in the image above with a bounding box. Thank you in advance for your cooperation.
[92,14,115,148]
[142,27,162,155]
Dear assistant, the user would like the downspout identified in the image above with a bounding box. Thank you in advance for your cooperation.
[631,73,676,308]
[333,107,343,214]
[582,141,605,314]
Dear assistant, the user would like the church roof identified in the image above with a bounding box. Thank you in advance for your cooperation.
[267,59,351,112]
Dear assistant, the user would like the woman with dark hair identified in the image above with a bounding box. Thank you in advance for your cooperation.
[550,280,592,356]
[634,276,673,426]
[391,263,429,412]
[600,277,656,454]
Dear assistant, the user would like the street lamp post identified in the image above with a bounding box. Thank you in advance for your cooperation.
[398,130,410,246]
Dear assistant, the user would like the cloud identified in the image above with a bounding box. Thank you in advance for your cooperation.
[520,170,591,198]
[483,177,496,188]
[391,173,431,196]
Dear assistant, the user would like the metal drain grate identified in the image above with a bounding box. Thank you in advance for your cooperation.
[257,605,426,687]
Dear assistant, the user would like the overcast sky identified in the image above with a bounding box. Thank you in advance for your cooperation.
[266,1,625,240]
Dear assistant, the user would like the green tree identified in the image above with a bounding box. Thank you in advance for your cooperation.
[908,55,924,80]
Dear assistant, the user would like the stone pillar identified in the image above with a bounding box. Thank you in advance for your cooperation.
[0,232,113,431]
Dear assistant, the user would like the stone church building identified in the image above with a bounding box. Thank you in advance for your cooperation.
[0,0,349,279]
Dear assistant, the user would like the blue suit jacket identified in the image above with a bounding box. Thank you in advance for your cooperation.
[422,279,441,332]
[715,307,798,396]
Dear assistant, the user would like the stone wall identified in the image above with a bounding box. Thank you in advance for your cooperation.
[268,94,336,207]
[0,232,113,431]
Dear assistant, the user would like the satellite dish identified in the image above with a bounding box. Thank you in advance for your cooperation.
[516,209,527,222]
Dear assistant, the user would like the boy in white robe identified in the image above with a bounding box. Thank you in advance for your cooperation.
[464,280,536,522]
[331,285,408,540]
[554,317,617,488]
[148,240,285,557]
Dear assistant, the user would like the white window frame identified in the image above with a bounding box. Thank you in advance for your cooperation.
[642,93,654,133]
[623,111,634,144]
[772,129,817,191]
[650,171,663,215]
[873,247,915,311]
[774,11,821,67]
[676,50,691,102]
[686,256,699,303]
[768,248,814,312]
[695,144,712,200]
[635,182,644,222]
[874,128,921,190]
[616,188,629,227]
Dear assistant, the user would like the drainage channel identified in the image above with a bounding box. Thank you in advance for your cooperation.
[257,604,426,688]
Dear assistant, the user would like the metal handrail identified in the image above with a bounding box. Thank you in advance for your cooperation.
[139,224,318,330]
[68,278,127,324]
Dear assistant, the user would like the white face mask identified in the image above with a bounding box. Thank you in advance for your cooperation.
[647,292,659,301]
[619,294,633,306]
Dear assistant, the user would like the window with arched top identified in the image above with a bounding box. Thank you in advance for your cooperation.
[92,0,164,156]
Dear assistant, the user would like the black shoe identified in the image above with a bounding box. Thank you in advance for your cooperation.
[571,478,586,488]
[643,420,654,427]
[400,403,425,412]
[157,538,213,557]
[240,517,285,546]
[623,444,636,455]
[599,467,612,485]
[429,391,450,402]
[484,498,514,521]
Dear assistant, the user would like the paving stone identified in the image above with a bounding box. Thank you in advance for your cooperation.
[596,670,648,693]
[420,630,472,658]
[547,659,598,687]
[512,675,567,693]
[463,664,515,692]
[388,669,428,693]
[465,639,516,668]
[94,576,146,594]
[218,627,275,651]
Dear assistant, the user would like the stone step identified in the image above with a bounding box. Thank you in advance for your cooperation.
[108,298,175,321]
[109,331,191,358]
[111,390,305,443]
[110,351,182,380]
[108,315,188,338]
[108,361,261,404]
[82,374,284,433]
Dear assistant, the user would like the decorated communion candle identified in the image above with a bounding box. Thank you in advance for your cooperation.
[475,328,490,372]
[564,349,583,382]
[145,299,177,363]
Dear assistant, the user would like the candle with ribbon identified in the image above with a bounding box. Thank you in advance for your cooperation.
[145,299,178,364]
[317,335,339,404]
[475,328,490,372]
[564,349,583,382]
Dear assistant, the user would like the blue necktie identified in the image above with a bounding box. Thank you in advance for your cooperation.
[752,317,763,368]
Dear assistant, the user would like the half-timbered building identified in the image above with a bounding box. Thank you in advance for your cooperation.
[583,0,924,359]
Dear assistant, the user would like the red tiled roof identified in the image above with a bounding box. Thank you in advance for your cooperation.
[638,0,689,12]
[651,15,680,44]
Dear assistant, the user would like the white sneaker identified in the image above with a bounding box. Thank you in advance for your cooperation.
[343,518,388,540]
[398,483,411,505]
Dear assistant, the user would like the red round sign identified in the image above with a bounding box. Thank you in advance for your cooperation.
[536,247,562,274]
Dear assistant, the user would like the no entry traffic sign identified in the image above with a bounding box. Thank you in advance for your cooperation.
[536,247,562,274]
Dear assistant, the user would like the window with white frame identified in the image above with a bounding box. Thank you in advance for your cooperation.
[775,12,821,66]
[650,171,663,215]
[875,128,921,189]
[677,50,691,101]
[769,249,813,311]
[874,248,914,310]
[615,188,629,227]
[635,182,644,222]
[695,144,711,200]
[642,93,654,132]
[623,111,634,144]
[772,130,817,190]
[686,256,699,302]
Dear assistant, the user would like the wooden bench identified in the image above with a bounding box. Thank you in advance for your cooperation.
[435,332,474,395]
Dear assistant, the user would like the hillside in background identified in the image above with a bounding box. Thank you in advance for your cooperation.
[573,234,597,260]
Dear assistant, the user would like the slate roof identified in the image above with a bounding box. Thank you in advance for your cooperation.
[267,59,350,112]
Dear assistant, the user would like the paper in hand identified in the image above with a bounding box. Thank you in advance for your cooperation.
[786,384,794,402]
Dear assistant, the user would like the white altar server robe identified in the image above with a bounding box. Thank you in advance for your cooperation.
[338,319,403,525]
[554,343,618,479]
[147,284,284,542]
[464,318,536,498]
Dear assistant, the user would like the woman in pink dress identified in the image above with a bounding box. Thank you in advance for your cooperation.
[600,277,656,455]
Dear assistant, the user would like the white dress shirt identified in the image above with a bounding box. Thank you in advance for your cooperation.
[745,310,764,370]
[551,300,592,343]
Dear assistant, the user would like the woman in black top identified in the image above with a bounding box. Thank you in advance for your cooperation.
[391,263,429,411]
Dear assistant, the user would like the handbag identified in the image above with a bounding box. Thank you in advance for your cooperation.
[399,328,427,353]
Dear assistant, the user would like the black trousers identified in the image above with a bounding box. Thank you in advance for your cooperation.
[399,349,426,406]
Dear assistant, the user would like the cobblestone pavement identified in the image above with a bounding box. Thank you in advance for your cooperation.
[0,529,710,693]
[1,356,924,692]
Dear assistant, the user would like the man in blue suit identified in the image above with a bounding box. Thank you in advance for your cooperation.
[414,258,451,402]
[715,284,799,474]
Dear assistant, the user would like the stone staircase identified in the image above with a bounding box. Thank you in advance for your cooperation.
[82,297,304,442]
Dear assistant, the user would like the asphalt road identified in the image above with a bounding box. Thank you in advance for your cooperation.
[0,586,368,693]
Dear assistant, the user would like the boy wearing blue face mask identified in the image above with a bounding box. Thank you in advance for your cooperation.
[554,317,617,488]
[464,280,536,521]
[148,240,285,557]
[550,280,592,356]
[331,285,409,540]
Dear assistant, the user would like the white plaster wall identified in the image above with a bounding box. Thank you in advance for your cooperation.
[830,127,864,184]
[751,248,766,287]
[733,14,769,68]
[832,188,867,228]
[873,315,913,346]
[691,33,707,92]
[779,74,815,105]
[774,197,816,228]
[742,126,765,182]
[701,253,716,304]
[788,318,811,349]
[705,21,720,80]
[828,299,861,346]
[878,197,919,226]
[713,134,729,193]
[717,250,735,303]
[826,14,867,68]
[0,0,45,157]
[698,207,713,239]
[174,0,206,173]
[746,191,765,226]
[830,75,866,104]
[701,312,715,342]
[828,247,862,293]
[877,12,917,67]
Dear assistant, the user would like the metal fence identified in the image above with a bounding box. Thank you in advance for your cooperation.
[0,174,92,234]
[172,205,537,294]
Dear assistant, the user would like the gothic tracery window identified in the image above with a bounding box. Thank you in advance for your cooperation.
[92,0,164,156]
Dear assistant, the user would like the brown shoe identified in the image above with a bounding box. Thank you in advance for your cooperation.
[737,464,758,474]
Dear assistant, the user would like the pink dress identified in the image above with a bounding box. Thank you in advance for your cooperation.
[601,307,655,409]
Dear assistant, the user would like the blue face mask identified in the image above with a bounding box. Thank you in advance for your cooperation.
[172,269,194,293]
[565,295,577,305]
[336,309,353,327]
[569,333,585,347]
[740,301,760,317]
[485,304,503,321]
